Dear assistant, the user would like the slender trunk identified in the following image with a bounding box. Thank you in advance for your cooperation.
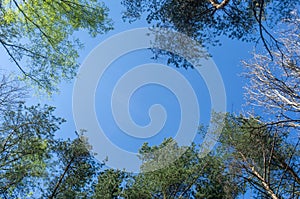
[239,152,279,199]
[48,156,75,199]
[249,166,279,199]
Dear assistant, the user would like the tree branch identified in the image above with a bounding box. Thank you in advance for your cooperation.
[208,0,230,9]
[0,41,45,89]
[239,151,279,199]
[48,156,75,199]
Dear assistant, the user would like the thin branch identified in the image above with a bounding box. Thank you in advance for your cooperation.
[208,0,230,9]
[239,151,279,199]
[252,0,273,60]
[48,156,75,199]
[0,41,45,89]
[13,0,55,48]
[274,143,300,185]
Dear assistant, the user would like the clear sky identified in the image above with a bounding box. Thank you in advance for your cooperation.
[0,0,254,172]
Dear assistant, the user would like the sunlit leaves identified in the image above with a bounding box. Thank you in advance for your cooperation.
[0,103,65,198]
[0,0,112,94]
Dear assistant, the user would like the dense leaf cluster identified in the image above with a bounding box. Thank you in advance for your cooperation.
[0,0,112,94]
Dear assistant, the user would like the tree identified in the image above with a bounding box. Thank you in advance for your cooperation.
[0,74,102,198]
[134,139,241,199]
[93,169,128,199]
[44,134,102,199]
[0,103,65,198]
[93,138,242,199]
[0,0,112,94]
[243,10,300,129]
[92,114,299,199]
[0,103,104,199]
[217,114,300,199]
[0,74,27,114]
[121,0,299,68]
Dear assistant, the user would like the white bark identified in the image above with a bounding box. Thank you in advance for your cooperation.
[243,11,300,128]
[208,0,230,9]
[239,152,279,199]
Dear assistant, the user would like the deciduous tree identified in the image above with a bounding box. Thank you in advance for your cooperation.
[217,114,300,199]
[1,0,112,94]
[243,11,300,129]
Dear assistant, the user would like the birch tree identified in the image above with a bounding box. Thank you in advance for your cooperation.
[218,115,300,199]
[243,11,300,129]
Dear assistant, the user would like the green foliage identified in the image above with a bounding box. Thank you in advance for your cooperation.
[121,0,300,67]
[217,114,300,198]
[0,76,102,198]
[0,103,65,198]
[93,169,128,199]
[44,136,101,199]
[122,0,298,42]
[0,102,103,198]
[0,0,112,94]
[92,114,299,199]
[93,138,242,199]
[1,100,298,198]
[133,138,240,199]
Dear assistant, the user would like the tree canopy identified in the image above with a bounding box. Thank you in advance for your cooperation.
[218,115,300,199]
[92,115,299,199]
[0,0,112,94]
[0,0,299,198]
[121,0,300,67]
[0,76,103,198]
[93,137,242,199]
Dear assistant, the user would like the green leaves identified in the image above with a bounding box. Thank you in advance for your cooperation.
[93,169,127,199]
[1,102,297,198]
[0,103,65,198]
[135,139,240,198]
[1,0,113,94]
[44,137,101,199]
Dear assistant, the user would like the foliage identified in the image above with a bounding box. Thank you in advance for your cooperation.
[44,135,102,199]
[132,138,241,199]
[0,74,27,114]
[0,80,298,198]
[0,76,102,199]
[0,103,65,198]
[93,138,242,199]
[217,114,300,199]
[121,0,300,67]
[0,1,299,199]
[92,115,299,199]
[0,103,103,199]
[0,0,112,94]
[93,169,128,199]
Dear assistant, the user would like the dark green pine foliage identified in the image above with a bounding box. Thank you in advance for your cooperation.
[121,0,299,67]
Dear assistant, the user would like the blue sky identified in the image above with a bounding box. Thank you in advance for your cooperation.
[60,0,254,172]
[0,0,254,171]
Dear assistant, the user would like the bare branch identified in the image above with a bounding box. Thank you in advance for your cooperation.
[208,0,230,9]
[243,12,300,129]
